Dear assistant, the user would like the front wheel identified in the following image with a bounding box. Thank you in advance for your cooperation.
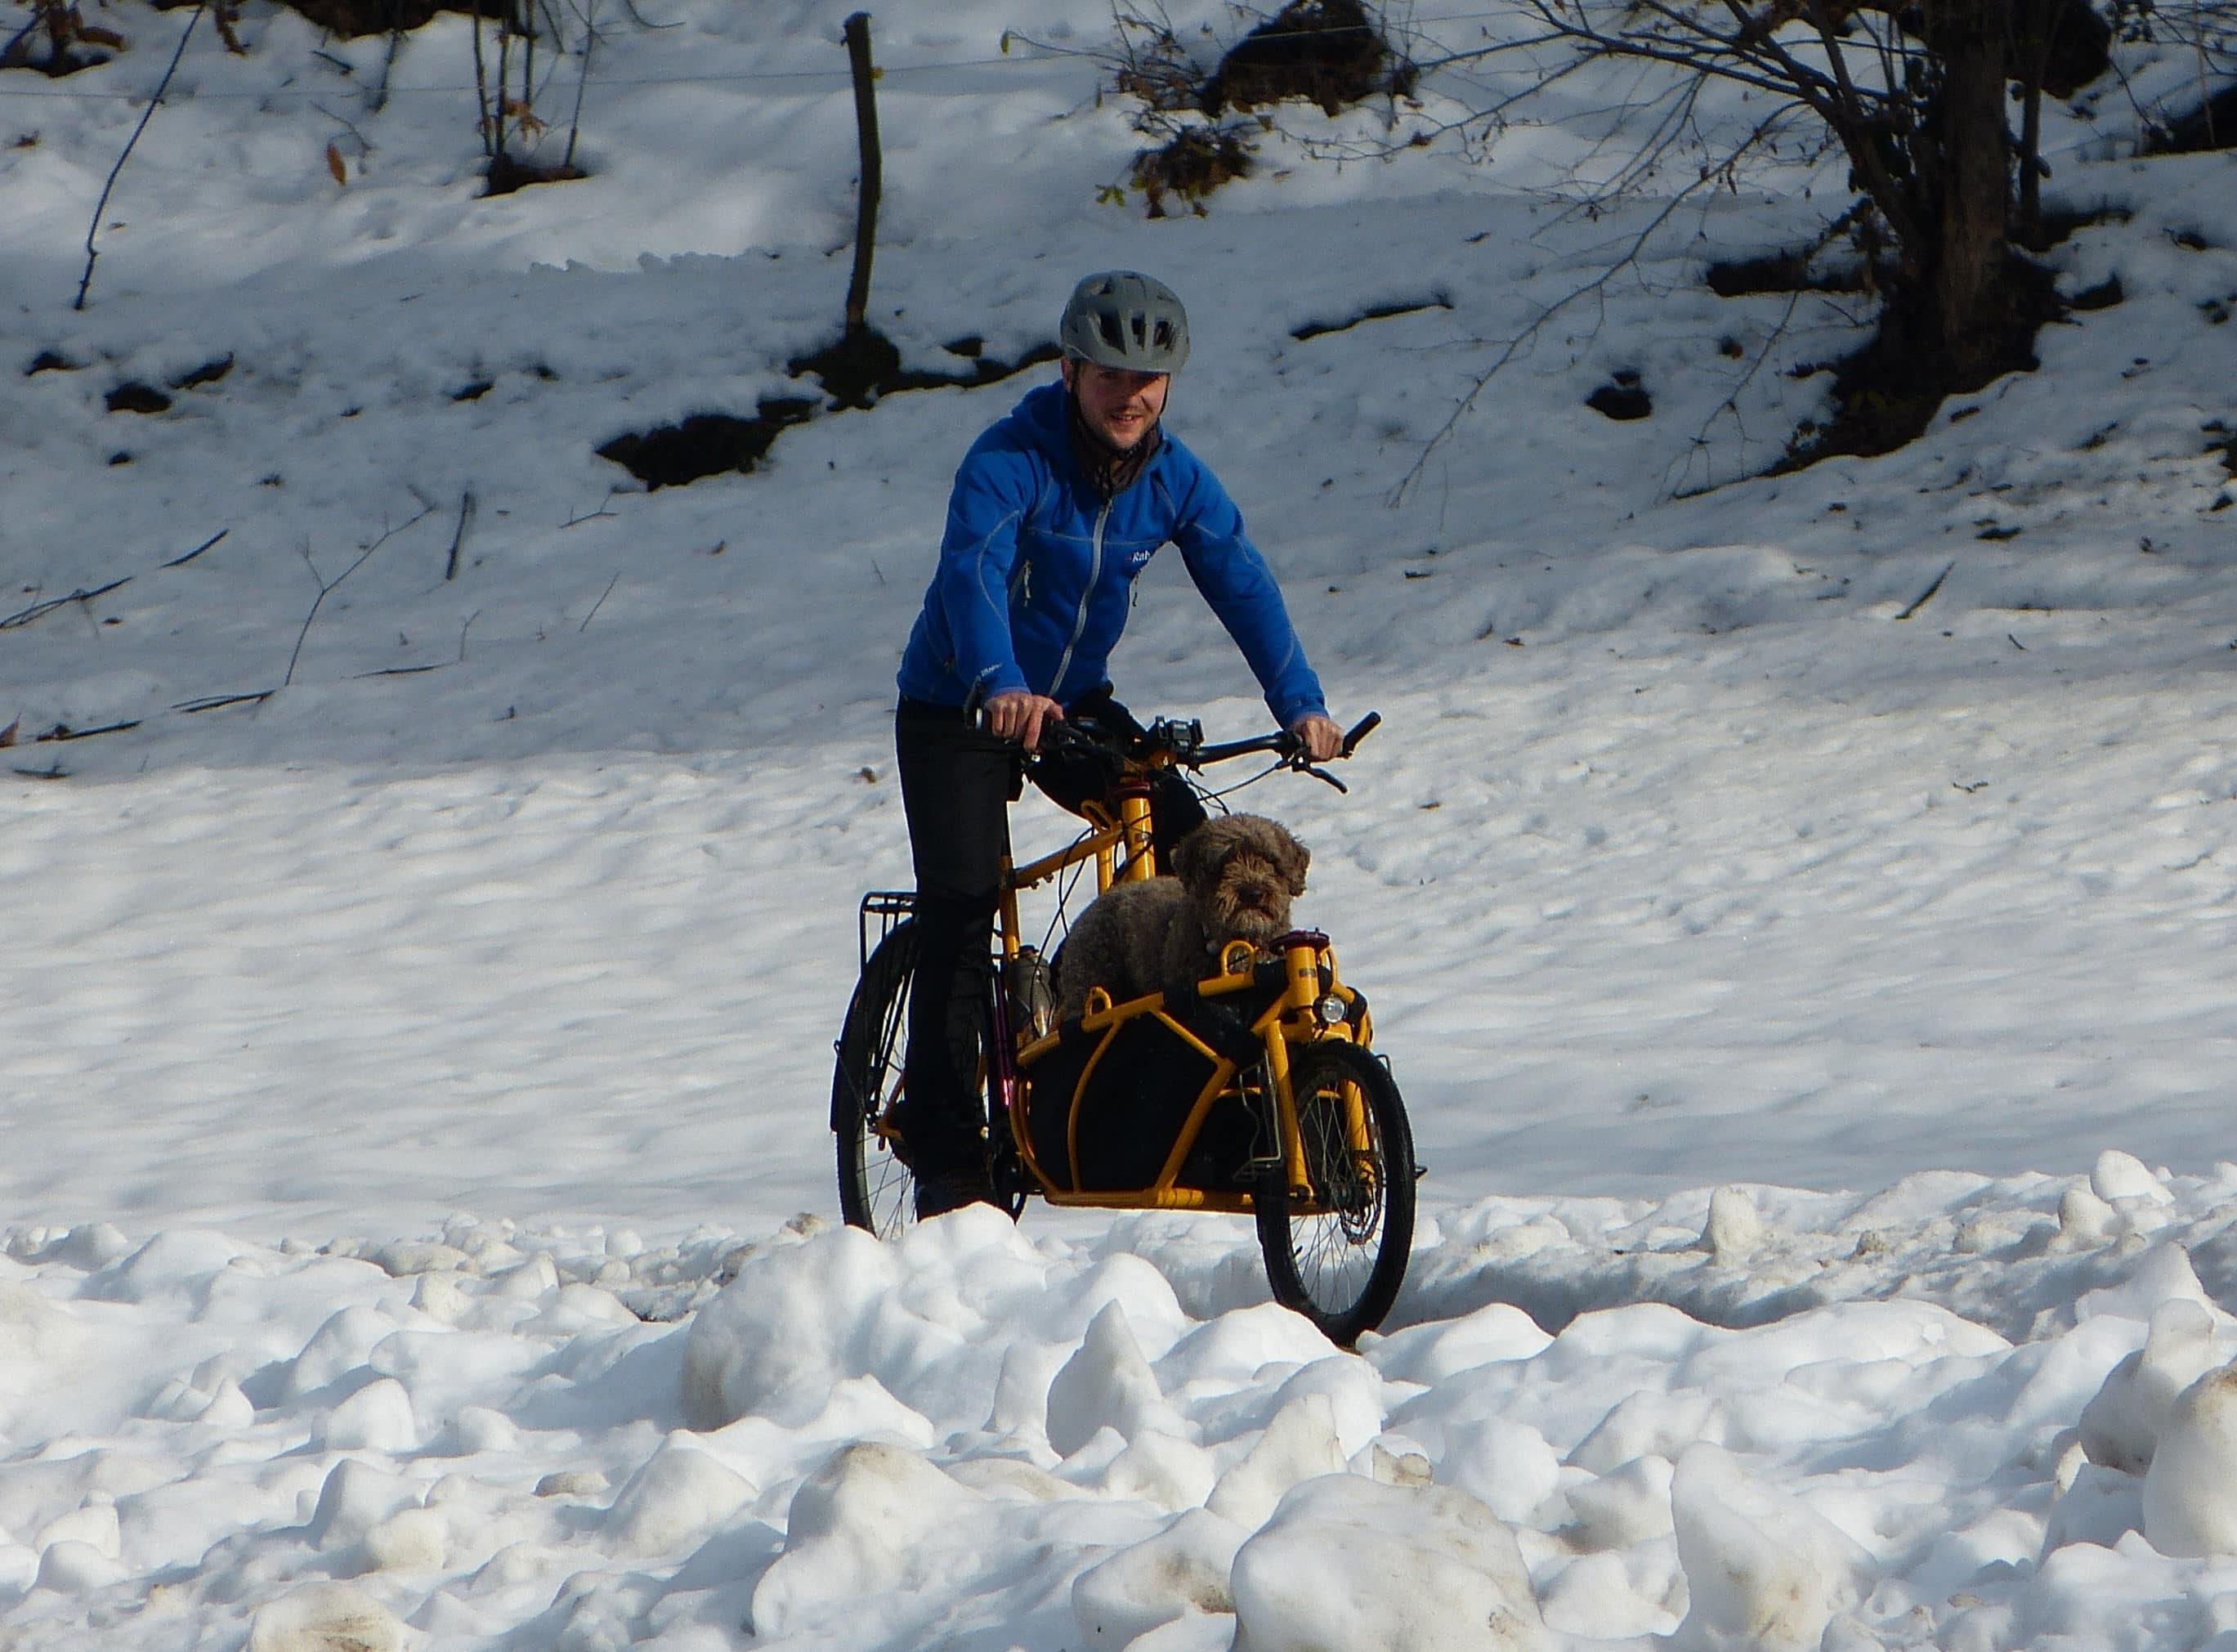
[834,921,919,1238]
[1256,1041,1416,1346]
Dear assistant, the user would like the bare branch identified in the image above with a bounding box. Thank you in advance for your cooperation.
[285,541,381,687]
[1392,181,1714,506]
[76,2,205,311]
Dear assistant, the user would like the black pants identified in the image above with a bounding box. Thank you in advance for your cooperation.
[893,694,1206,1179]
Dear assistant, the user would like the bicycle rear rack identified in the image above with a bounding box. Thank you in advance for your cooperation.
[857,890,917,971]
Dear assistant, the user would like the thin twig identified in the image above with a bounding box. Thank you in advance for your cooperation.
[34,719,143,743]
[563,0,596,170]
[1895,561,1956,620]
[162,529,229,568]
[370,0,407,114]
[445,490,476,580]
[75,2,205,311]
[362,498,439,554]
[579,575,619,633]
[286,542,381,687]
[311,100,375,158]
[173,691,274,714]
[0,579,131,630]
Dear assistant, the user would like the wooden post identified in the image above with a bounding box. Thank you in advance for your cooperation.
[842,11,882,338]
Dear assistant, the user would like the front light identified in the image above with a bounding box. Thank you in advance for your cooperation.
[1316,993,1348,1027]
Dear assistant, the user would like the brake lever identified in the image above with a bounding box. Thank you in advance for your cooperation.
[1295,760,1349,793]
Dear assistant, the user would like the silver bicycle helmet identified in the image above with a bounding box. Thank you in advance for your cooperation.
[1060,271,1191,374]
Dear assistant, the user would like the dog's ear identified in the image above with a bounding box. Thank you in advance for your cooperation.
[1168,822,1216,893]
[1281,835,1310,897]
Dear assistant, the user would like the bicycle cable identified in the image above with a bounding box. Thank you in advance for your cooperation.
[1194,760,1291,808]
[1037,825,1098,957]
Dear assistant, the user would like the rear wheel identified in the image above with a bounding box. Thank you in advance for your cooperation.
[833,921,1027,1234]
[833,921,919,1238]
[1255,1041,1416,1346]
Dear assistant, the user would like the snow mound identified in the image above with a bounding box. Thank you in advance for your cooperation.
[2142,1362,2237,1557]
[1670,1443,1877,1652]
[2079,1300,2222,1473]
[1228,1474,1546,1652]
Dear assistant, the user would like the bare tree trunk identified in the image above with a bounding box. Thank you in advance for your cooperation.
[842,11,883,339]
[1927,0,2013,382]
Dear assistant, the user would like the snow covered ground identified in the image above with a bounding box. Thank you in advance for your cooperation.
[2,0,2236,1644]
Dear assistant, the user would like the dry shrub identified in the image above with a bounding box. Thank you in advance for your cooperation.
[1205,0,1412,116]
[1107,2,1412,216]
[2,0,123,77]
[1130,122,1258,217]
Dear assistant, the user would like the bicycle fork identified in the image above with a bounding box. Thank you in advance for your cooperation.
[1260,932,1368,1205]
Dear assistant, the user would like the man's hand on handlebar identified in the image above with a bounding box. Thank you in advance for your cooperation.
[985,692,1065,753]
[1289,714,1343,764]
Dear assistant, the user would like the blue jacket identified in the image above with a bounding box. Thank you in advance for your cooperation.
[897,383,1327,727]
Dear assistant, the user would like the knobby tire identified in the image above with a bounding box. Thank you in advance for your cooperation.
[1255,1041,1416,1346]
[834,921,919,1238]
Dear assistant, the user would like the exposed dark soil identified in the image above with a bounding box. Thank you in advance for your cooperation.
[172,355,234,390]
[1290,295,1450,341]
[2145,83,2237,154]
[105,382,173,414]
[2015,201,2132,255]
[1772,257,2060,473]
[280,0,464,38]
[1203,0,1414,117]
[2010,0,2113,97]
[2069,275,2123,311]
[1705,253,1871,298]
[596,401,817,491]
[787,327,1061,412]
[1586,372,1653,421]
[485,153,589,197]
[598,329,1061,490]
[0,43,112,76]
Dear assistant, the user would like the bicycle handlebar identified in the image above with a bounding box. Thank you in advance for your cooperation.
[1029,710,1380,791]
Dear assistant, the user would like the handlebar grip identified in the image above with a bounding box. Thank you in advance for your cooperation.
[1340,712,1381,758]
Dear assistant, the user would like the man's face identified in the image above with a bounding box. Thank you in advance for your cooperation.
[1063,357,1170,451]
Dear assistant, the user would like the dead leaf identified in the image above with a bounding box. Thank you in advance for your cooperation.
[325,142,347,186]
[0,718,17,748]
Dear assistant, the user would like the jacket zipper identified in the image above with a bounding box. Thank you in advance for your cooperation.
[1049,498,1111,699]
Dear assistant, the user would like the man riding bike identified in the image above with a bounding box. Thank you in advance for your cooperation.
[892,270,1344,1218]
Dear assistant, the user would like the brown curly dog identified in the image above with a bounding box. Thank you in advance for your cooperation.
[1054,813,1310,1021]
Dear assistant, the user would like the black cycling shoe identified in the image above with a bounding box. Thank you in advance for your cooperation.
[914,1168,992,1220]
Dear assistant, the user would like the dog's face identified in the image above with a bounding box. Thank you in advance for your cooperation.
[1170,815,1309,947]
